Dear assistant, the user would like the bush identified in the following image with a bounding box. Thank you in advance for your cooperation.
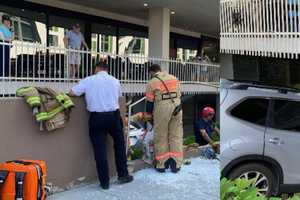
[221,178,299,200]
[211,131,220,142]
[212,122,220,142]
[183,135,196,145]
[130,147,143,160]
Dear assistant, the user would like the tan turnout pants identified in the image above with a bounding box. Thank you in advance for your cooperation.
[153,100,183,169]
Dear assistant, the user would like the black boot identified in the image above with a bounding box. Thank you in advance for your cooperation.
[164,158,171,169]
[100,183,110,190]
[118,175,134,184]
[155,168,166,173]
[169,158,181,173]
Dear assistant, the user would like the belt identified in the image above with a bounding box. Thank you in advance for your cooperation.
[162,92,177,100]
[90,110,118,115]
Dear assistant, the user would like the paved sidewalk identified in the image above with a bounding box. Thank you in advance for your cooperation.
[49,158,220,200]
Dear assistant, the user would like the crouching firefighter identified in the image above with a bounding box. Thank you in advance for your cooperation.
[145,64,183,173]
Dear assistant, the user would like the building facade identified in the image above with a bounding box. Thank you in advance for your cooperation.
[1,0,220,96]
[220,0,300,88]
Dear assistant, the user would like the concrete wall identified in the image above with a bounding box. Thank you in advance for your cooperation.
[0,97,126,190]
[220,53,234,79]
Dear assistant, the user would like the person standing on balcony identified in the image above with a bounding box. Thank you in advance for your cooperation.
[145,64,183,173]
[64,23,89,79]
[0,15,13,77]
[69,61,133,190]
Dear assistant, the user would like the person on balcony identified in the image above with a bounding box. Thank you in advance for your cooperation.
[69,61,133,190]
[145,64,183,173]
[0,15,13,77]
[64,23,89,79]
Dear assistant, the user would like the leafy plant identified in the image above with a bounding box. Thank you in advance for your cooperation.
[211,131,220,142]
[183,135,196,145]
[221,178,299,200]
[211,122,220,142]
[130,147,143,160]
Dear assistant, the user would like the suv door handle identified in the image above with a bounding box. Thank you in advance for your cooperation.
[269,138,284,145]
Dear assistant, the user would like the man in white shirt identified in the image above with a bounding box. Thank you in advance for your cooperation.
[69,61,133,190]
[64,23,89,78]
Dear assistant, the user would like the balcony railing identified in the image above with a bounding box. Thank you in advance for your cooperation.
[220,0,300,58]
[0,41,220,97]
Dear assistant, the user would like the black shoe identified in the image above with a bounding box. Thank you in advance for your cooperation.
[169,158,180,173]
[171,167,181,173]
[100,183,109,190]
[155,168,166,173]
[164,158,171,169]
[118,175,134,184]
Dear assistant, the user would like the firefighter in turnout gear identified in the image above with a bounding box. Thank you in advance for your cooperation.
[145,64,183,173]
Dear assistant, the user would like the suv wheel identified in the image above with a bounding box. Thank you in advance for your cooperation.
[228,163,277,197]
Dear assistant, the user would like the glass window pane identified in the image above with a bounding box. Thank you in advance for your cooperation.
[271,100,300,132]
[231,98,269,126]
[177,48,197,62]
[21,22,35,42]
[201,36,219,63]
[119,27,148,57]
[13,21,19,40]
[91,23,117,54]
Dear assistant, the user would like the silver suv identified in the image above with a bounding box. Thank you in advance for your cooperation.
[221,79,300,197]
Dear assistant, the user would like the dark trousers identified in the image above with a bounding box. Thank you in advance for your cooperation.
[89,110,128,186]
[0,44,10,77]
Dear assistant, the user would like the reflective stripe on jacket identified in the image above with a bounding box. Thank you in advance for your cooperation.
[145,71,181,103]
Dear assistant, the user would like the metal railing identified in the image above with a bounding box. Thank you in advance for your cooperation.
[220,0,300,58]
[0,41,220,96]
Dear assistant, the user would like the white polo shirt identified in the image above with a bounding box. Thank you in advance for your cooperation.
[71,71,121,112]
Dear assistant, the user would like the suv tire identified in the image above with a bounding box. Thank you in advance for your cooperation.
[228,163,277,197]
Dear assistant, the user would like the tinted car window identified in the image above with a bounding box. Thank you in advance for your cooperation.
[231,98,269,126]
[271,99,300,132]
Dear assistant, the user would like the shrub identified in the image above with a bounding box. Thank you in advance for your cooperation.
[183,135,196,145]
[130,147,143,160]
[221,178,299,200]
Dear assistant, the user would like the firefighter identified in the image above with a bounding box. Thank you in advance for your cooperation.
[145,64,183,173]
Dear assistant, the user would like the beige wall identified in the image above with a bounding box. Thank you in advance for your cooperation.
[0,97,126,190]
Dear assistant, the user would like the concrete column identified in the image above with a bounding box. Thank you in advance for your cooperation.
[148,7,170,61]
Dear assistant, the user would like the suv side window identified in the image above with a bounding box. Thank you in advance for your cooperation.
[231,98,269,126]
[271,99,300,132]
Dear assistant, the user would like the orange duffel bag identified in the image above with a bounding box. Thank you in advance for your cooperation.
[0,160,47,200]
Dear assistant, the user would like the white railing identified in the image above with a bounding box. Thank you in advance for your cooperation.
[220,0,300,58]
[0,42,220,97]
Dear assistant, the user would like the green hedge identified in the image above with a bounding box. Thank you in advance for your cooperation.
[221,178,299,200]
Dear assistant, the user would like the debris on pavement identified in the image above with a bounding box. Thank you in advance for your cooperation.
[48,157,220,200]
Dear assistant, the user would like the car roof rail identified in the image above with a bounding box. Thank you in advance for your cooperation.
[222,79,300,94]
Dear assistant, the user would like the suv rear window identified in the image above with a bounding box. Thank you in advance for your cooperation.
[231,98,269,126]
[271,99,300,132]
